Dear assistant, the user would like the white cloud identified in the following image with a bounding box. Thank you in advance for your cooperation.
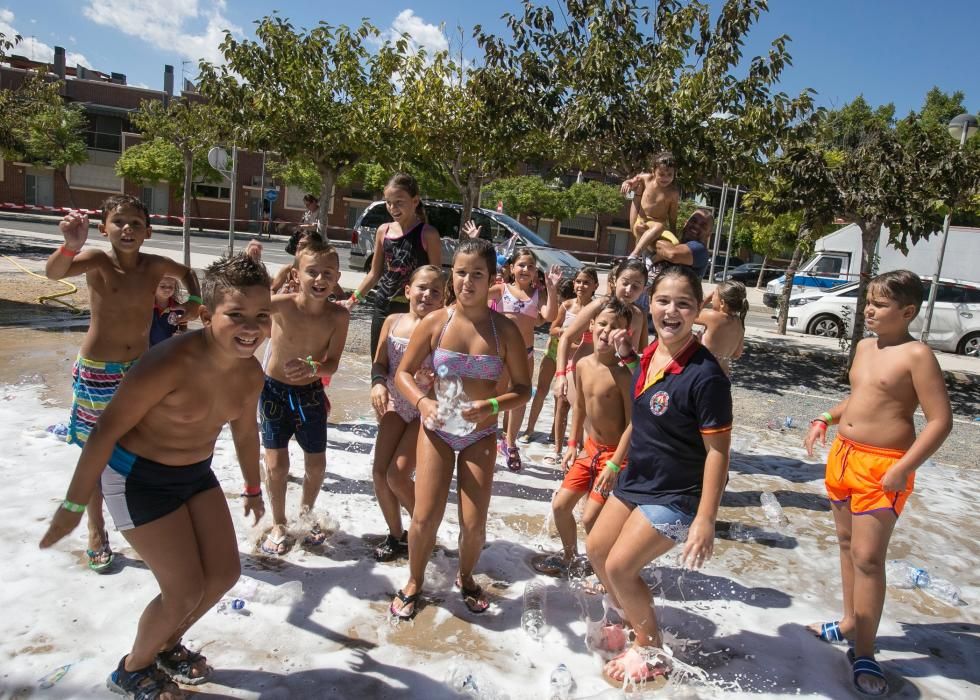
[0,8,91,66]
[81,0,241,67]
[382,10,448,56]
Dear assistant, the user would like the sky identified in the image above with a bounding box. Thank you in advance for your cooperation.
[1,0,978,117]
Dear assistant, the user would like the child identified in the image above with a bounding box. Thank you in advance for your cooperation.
[370,265,445,561]
[39,253,271,697]
[270,232,343,298]
[621,152,680,260]
[587,265,732,687]
[804,270,952,697]
[489,248,562,471]
[261,237,349,555]
[696,281,747,376]
[149,276,187,347]
[537,298,634,576]
[389,238,531,619]
[45,195,201,572]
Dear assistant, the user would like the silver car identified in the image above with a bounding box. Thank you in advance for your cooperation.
[349,200,583,278]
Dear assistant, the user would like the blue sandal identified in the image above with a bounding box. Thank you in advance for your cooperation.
[847,649,888,696]
[107,656,180,699]
[814,620,848,645]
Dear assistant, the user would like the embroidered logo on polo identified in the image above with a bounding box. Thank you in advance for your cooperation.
[650,390,669,416]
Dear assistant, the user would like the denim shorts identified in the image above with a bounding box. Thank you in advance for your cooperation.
[637,503,695,542]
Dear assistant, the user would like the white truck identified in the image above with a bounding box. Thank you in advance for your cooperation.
[763,223,980,308]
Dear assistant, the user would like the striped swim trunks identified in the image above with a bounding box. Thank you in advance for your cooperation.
[68,355,138,447]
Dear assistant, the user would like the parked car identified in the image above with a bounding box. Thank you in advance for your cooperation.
[781,279,980,355]
[713,262,785,285]
[349,200,583,279]
[703,254,744,279]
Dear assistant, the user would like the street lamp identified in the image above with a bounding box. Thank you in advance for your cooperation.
[920,113,978,343]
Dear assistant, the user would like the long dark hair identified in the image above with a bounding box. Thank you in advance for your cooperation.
[385,172,426,222]
[445,238,496,305]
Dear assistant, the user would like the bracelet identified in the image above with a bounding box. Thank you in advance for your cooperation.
[242,484,262,497]
[567,439,578,449]
[555,369,566,377]
[810,419,828,430]
[415,395,426,409]
[304,355,320,375]
[371,373,388,386]
[241,490,263,498]
[621,359,639,371]
[186,294,202,305]
[488,397,500,415]
[59,245,79,257]
[354,290,365,302]
[605,459,622,474]
[61,498,86,513]
[821,411,835,425]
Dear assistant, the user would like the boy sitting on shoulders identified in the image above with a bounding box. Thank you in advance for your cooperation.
[538,298,635,576]
[621,151,680,260]
[804,270,952,697]
[45,194,201,572]
[261,237,349,555]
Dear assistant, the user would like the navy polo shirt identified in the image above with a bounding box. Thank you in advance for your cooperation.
[686,240,709,278]
[614,338,732,513]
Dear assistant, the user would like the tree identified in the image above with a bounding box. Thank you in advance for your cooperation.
[478,0,815,190]
[739,206,805,287]
[197,17,405,233]
[484,176,564,228]
[132,99,226,266]
[115,137,221,197]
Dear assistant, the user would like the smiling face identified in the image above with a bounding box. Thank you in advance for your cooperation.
[100,204,150,253]
[201,285,272,358]
[406,269,445,317]
[511,254,537,288]
[650,275,699,345]
[383,185,420,224]
[615,269,647,304]
[296,250,340,300]
[681,211,712,244]
[591,308,629,353]
[654,163,676,188]
[155,277,177,306]
[452,252,491,307]
[573,271,598,302]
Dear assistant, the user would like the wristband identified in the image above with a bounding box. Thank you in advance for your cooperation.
[605,459,622,474]
[241,490,263,498]
[565,362,574,373]
[415,395,426,409]
[61,498,86,513]
[304,355,320,375]
[555,369,566,377]
[488,397,500,415]
[810,419,828,430]
[621,359,639,371]
[242,484,262,497]
[371,373,388,387]
[59,245,79,257]
[186,294,202,305]
[821,411,835,425]
[354,290,365,302]
[567,439,578,449]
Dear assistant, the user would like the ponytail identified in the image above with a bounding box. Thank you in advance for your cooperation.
[716,280,748,327]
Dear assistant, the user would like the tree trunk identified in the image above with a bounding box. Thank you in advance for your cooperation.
[192,194,203,232]
[756,254,768,288]
[776,225,811,335]
[846,221,881,369]
[316,165,337,239]
[181,150,192,267]
[459,173,481,233]
[60,170,77,208]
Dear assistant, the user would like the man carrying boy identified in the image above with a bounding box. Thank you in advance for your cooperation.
[41,253,270,697]
[621,152,680,260]
[537,299,634,577]
[45,194,201,571]
[804,270,952,697]
[261,237,349,555]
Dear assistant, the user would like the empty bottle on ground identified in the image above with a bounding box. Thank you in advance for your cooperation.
[886,560,961,605]
[549,663,574,700]
[760,491,788,528]
[522,581,547,640]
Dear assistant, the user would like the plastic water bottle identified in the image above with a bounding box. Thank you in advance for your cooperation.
[427,365,476,436]
[446,660,510,699]
[549,663,574,700]
[728,522,753,542]
[885,560,930,589]
[521,581,547,640]
[216,598,248,615]
[783,416,794,429]
[922,578,962,606]
[760,492,789,528]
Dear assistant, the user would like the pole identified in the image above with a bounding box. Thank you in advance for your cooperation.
[708,183,728,281]
[226,144,238,256]
[258,151,267,238]
[920,125,968,342]
[722,185,741,279]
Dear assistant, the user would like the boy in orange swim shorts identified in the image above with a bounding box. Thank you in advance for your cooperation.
[538,299,634,576]
[803,270,952,697]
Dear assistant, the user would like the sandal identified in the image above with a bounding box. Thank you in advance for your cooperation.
[87,531,114,573]
[302,523,327,547]
[602,646,670,688]
[374,531,408,562]
[517,432,533,445]
[456,576,490,614]
[156,640,212,685]
[107,656,183,698]
[847,648,888,696]
[531,553,570,577]
[506,446,523,472]
[260,530,290,556]
[812,620,849,645]
[390,589,421,620]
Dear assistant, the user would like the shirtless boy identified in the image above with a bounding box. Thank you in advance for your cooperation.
[261,237,349,554]
[621,152,680,260]
[45,194,201,571]
[40,253,270,698]
[539,298,634,576]
[804,270,952,697]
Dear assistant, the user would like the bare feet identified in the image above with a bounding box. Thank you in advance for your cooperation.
[602,645,670,686]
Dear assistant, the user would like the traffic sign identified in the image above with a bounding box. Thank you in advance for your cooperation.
[264,189,278,202]
[207,147,229,172]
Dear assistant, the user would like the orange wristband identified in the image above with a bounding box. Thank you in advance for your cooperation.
[60,245,79,257]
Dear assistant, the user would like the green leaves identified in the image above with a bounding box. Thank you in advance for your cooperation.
[1,74,87,171]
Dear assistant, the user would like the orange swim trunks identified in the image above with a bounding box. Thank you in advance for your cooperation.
[561,435,619,504]
[825,435,912,515]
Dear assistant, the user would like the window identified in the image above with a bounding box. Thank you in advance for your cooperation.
[346,202,368,229]
[426,205,462,239]
[68,150,122,191]
[193,183,230,199]
[936,284,965,305]
[558,214,597,240]
[963,288,980,305]
[84,115,124,152]
[358,203,392,230]
[535,218,553,242]
[812,256,844,278]
[471,211,508,243]
[284,187,306,210]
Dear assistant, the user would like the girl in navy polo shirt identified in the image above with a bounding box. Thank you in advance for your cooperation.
[586,265,732,686]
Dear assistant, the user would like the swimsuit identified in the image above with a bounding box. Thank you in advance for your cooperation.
[385,316,434,423]
[371,221,428,358]
[500,285,540,319]
[561,435,619,505]
[149,302,181,347]
[430,310,503,451]
[260,377,331,453]
[101,444,219,530]
[69,355,138,447]
[825,435,912,516]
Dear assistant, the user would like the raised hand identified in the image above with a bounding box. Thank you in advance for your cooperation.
[608,327,633,358]
[546,264,563,288]
[462,220,482,239]
[245,239,263,262]
[59,211,89,251]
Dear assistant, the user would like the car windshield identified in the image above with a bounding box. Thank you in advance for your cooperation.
[486,212,550,246]
[485,211,582,269]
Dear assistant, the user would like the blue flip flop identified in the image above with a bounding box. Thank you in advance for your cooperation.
[847,648,888,696]
[815,620,848,645]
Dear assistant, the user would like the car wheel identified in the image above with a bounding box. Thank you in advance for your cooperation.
[807,314,843,338]
[957,332,980,357]
[363,254,372,273]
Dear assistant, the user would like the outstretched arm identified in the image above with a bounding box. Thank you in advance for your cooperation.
[46,212,97,279]
[537,265,563,322]
[555,296,603,392]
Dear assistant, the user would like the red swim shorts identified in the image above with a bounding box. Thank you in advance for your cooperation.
[825,435,912,516]
[561,435,619,504]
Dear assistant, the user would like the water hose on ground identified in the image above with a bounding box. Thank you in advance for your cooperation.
[1,255,83,313]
